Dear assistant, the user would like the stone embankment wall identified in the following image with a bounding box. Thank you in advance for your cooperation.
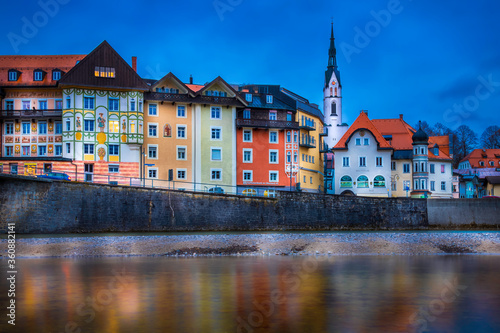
[0,175,498,233]
[427,199,499,226]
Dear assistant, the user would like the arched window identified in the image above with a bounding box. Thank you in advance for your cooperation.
[340,175,352,188]
[374,175,385,187]
[357,175,369,188]
[287,131,291,143]
[293,132,298,143]
[287,151,291,163]
[331,101,337,116]
[294,152,298,163]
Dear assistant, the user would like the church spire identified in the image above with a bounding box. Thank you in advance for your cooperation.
[325,21,341,87]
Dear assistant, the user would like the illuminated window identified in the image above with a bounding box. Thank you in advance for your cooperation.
[95,66,115,78]
[109,121,119,133]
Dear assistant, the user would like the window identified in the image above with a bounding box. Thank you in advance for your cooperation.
[66,97,71,109]
[243,130,252,142]
[34,70,43,81]
[109,145,119,155]
[139,101,143,112]
[343,157,349,167]
[37,122,46,135]
[269,111,277,120]
[66,143,71,154]
[391,161,396,171]
[403,163,410,173]
[359,157,366,167]
[55,122,62,134]
[109,165,119,173]
[177,105,186,118]
[22,100,30,110]
[243,109,251,119]
[266,95,273,104]
[8,71,18,81]
[52,70,61,81]
[5,122,14,134]
[84,97,94,109]
[84,120,95,132]
[177,126,186,139]
[243,171,253,181]
[269,131,278,143]
[22,146,30,156]
[374,175,385,187]
[177,169,186,180]
[84,144,94,155]
[355,138,361,145]
[269,171,278,182]
[364,138,369,145]
[95,66,115,78]
[22,122,30,134]
[294,152,298,163]
[245,93,252,102]
[211,107,221,119]
[479,161,484,166]
[490,161,495,166]
[55,145,62,156]
[5,146,13,157]
[211,148,221,161]
[430,164,435,174]
[441,164,445,173]
[5,101,14,110]
[130,100,136,111]
[55,100,62,109]
[148,146,157,159]
[340,175,352,188]
[109,120,119,133]
[148,168,157,179]
[287,151,291,163]
[148,124,157,137]
[243,149,252,163]
[376,157,383,167]
[211,128,221,140]
[287,131,291,142]
[304,175,306,183]
[441,181,446,191]
[39,100,47,110]
[391,181,397,191]
[421,180,426,190]
[149,104,157,116]
[109,98,119,111]
[294,132,298,143]
[310,177,313,184]
[431,181,435,191]
[211,169,222,180]
[357,175,369,188]
[65,119,71,131]
[177,147,186,160]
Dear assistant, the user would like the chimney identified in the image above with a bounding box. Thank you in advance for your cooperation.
[132,56,137,72]
[399,114,403,119]
[189,75,193,84]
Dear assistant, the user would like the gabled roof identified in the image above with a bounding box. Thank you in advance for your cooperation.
[0,55,85,87]
[58,41,149,91]
[196,76,247,105]
[150,72,194,95]
[333,111,392,150]
[186,84,204,92]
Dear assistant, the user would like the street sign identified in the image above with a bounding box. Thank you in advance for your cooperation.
[145,164,155,166]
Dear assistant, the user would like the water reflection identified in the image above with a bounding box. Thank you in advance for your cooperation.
[2,256,500,332]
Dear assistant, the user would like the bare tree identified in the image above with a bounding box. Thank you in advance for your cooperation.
[432,122,453,136]
[454,125,478,165]
[480,125,500,149]
[414,121,435,135]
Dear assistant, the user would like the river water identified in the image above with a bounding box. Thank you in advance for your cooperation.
[2,255,500,332]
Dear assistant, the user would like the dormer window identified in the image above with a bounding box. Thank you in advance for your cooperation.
[52,70,61,81]
[434,147,439,156]
[245,93,252,102]
[94,66,115,78]
[266,95,273,104]
[8,70,19,81]
[34,69,45,81]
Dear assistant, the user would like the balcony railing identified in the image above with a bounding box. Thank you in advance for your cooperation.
[319,127,328,136]
[299,120,316,131]
[236,118,299,129]
[319,142,329,153]
[0,109,62,118]
[300,136,316,148]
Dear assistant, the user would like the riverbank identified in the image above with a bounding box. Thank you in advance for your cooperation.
[3,232,500,258]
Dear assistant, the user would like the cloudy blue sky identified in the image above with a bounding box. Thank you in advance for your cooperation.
[2,0,499,135]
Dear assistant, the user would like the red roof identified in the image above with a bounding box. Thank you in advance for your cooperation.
[333,111,392,150]
[460,149,500,168]
[186,84,204,92]
[0,55,85,86]
[372,118,415,150]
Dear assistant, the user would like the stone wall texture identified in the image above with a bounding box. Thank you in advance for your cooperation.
[0,175,498,233]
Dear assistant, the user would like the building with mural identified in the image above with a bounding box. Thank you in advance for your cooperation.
[58,41,149,183]
[0,54,85,176]
[236,84,299,196]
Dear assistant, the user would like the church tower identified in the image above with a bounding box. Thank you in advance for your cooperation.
[324,22,348,149]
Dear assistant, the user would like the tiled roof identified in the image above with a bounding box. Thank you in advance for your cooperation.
[454,168,500,179]
[460,149,500,167]
[186,84,204,92]
[333,111,392,150]
[428,136,452,160]
[0,55,85,87]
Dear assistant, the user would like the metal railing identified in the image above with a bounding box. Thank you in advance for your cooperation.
[0,109,62,118]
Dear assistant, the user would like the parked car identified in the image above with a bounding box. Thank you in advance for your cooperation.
[37,172,71,181]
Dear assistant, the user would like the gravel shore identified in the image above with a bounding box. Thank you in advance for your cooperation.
[3,232,500,258]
